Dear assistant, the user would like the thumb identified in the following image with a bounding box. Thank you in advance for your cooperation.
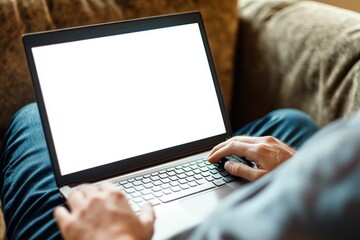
[139,203,156,234]
[224,161,267,181]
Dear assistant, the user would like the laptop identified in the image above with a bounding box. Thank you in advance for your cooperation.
[23,12,253,239]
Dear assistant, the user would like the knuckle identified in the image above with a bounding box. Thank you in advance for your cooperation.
[109,190,125,201]
[262,136,277,144]
[227,141,238,151]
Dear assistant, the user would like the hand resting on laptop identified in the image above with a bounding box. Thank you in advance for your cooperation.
[207,136,296,182]
[53,135,295,240]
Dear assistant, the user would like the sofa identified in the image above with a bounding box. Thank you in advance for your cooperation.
[1,0,360,238]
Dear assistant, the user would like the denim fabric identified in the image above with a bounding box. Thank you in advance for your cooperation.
[0,103,318,239]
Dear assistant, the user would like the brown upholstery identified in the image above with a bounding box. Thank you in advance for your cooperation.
[0,0,238,143]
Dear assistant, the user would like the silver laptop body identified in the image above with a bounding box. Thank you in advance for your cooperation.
[23,12,248,239]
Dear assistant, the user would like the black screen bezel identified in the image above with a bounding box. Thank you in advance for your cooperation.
[23,12,232,187]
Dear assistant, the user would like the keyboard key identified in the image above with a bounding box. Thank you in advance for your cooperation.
[180,184,190,190]
[188,181,197,187]
[144,174,151,178]
[208,165,216,170]
[179,179,187,184]
[159,182,215,203]
[194,175,203,180]
[182,163,190,167]
[170,181,179,187]
[152,186,162,192]
[178,173,187,179]
[183,167,192,172]
[171,186,182,192]
[131,192,141,198]
[159,170,166,174]
[190,161,197,165]
[190,165,198,170]
[196,179,206,185]
[160,178,170,183]
[201,172,210,177]
[142,194,154,201]
[205,176,214,182]
[200,167,208,172]
[212,173,222,179]
[153,191,164,197]
[223,176,236,183]
[185,171,194,176]
[141,189,152,195]
[135,176,143,181]
[169,176,178,181]
[213,179,226,186]
[166,168,175,172]
[186,176,195,182]
[123,183,133,189]
[128,178,135,183]
[220,171,230,177]
[119,180,127,185]
[133,181,142,186]
[162,189,172,195]
[150,176,160,181]
[151,172,159,176]
[193,169,201,174]
[153,180,162,186]
[142,178,151,184]
[167,171,176,177]
[159,174,168,179]
[197,163,206,168]
[143,183,153,189]
[161,183,171,189]
[175,169,184,174]
[134,185,144,191]
[125,188,135,194]
[175,166,183,170]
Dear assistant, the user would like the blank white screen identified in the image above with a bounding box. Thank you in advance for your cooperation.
[32,23,226,175]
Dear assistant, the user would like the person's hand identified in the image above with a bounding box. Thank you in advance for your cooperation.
[54,183,155,240]
[208,136,296,181]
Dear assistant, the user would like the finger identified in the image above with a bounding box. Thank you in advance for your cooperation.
[67,188,85,211]
[54,206,72,229]
[208,136,259,157]
[208,141,256,163]
[139,203,156,233]
[224,161,267,181]
[78,184,100,199]
[98,182,119,192]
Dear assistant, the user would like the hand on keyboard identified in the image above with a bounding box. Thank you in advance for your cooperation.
[54,183,155,240]
[207,136,296,181]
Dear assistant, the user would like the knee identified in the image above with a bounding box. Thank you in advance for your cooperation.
[6,103,41,136]
[267,108,318,130]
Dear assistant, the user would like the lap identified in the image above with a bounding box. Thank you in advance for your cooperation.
[0,104,318,239]
[0,103,63,239]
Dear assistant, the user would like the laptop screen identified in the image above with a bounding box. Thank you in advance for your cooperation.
[31,22,227,176]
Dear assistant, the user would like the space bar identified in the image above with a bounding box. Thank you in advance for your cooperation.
[159,182,216,203]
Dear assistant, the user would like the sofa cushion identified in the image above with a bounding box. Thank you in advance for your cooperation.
[232,0,360,128]
[0,0,238,142]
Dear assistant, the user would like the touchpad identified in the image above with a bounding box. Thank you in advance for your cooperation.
[180,186,233,220]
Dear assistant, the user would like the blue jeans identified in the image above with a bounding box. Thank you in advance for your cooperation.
[0,103,318,239]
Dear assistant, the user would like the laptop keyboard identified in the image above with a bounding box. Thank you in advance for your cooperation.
[114,156,252,212]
